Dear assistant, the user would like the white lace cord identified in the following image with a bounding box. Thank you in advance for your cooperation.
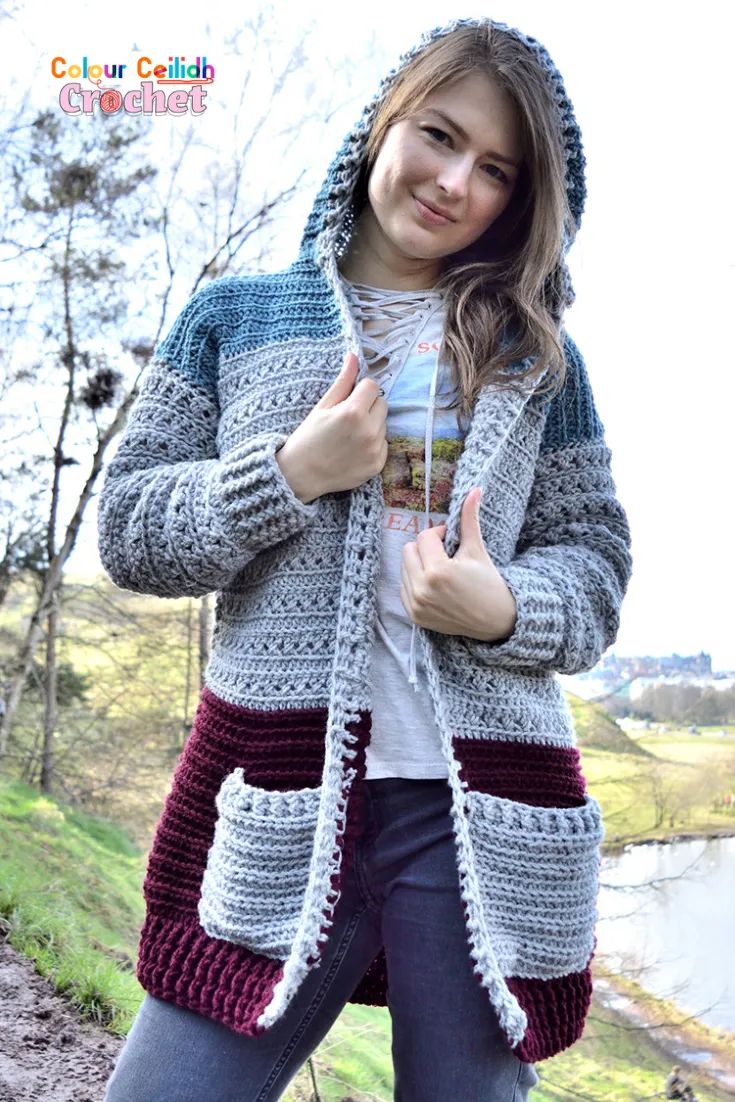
[408,351,440,690]
[339,277,443,371]
[341,275,445,694]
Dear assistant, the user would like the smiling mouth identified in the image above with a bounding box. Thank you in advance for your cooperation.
[413,195,455,225]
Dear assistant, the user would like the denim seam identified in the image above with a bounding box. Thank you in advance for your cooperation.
[353,838,383,913]
[510,1057,525,1101]
[254,905,367,1101]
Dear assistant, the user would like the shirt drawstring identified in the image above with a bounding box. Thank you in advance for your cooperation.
[339,274,445,696]
[407,350,440,691]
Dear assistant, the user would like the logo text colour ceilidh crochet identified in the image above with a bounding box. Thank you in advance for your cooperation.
[51,56,215,116]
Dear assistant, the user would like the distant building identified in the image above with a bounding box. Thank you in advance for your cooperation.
[560,651,734,702]
[594,650,713,679]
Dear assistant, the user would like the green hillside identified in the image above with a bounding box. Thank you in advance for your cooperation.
[0,776,145,1033]
[567,692,652,756]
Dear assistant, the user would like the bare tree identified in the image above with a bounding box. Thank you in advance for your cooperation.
[0,483,46,608]
[0,108,158,773]
[0,8,375,788]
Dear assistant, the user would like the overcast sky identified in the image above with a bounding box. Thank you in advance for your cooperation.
[4,0,734,670]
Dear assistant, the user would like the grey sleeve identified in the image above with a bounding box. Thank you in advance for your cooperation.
[97,280,319,599]
[450,334,633,675]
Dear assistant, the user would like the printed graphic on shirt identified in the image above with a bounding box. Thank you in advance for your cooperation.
[364,306,467,777]
[378,310,465,527]
[374,308,467,654]
[383,434,462,517]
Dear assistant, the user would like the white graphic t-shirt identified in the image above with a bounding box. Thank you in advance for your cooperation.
[340,275,469,779]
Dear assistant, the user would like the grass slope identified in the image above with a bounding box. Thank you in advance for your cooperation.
[0,776,145,1035]
[567,693,652,757]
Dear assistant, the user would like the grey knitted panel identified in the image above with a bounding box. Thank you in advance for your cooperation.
[113,362,221,464]
[465,790,605,977]
[438,665,577,748]
[97,364,321,599]
[466,395,547,566]
[516,441,624,551]
[204,358,552,711]
[205,517,350,709]
[198,769,323,960]
[210,431,321,550]
[433,380,549,564]
[217,336,346,447]
[435,439,631,674]
[97,365,241,597]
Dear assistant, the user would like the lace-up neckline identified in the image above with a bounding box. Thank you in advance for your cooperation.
[339,274,444,372]
[338,271,447,692]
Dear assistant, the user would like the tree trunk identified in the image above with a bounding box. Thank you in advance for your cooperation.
[199,594,211,691]
[0,398,133,758]
[40,589,59,793]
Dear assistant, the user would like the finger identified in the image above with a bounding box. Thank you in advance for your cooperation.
[400,551,418,605]
[414,522,449,569]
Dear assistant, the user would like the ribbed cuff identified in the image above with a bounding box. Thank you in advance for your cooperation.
[462,561,565,667]
[211,432,320,552]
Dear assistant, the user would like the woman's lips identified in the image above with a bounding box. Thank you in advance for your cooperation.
[413,195,453,226]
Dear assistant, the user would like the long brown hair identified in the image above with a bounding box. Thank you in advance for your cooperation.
[342,23,577,428]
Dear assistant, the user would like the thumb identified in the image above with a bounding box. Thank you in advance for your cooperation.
[317,351,359,409]
[458,487,485,551]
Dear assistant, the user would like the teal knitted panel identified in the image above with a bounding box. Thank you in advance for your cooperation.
[153,266,344,391]
[152,277,238,391]
[228,262,343,352]
[540,334,605,452]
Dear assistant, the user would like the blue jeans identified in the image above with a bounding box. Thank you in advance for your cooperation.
[104,777,541,1101]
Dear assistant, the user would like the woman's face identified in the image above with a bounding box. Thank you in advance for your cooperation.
[358,71,524,285]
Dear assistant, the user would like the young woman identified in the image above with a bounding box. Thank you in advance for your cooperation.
[100,17,633,1102]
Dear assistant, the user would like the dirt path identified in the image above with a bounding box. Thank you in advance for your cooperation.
[0,941,124,1102]
[2,935,734,1102]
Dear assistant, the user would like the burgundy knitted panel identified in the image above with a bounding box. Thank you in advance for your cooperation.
[137,913,286,1035]
[137,687,595,1037]
[349,945,390,1006]
[141,686,328,921]
[506,965,595,1062]
[453,736,588,807]
[135,684,387,1030]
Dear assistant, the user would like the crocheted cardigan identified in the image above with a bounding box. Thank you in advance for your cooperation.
[97,17,633,1064]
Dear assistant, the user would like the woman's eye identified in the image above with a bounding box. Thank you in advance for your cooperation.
[483,164,508,183]
[423,126,507,183]
[424,126,450,143]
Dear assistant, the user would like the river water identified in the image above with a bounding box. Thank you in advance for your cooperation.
[596,835,735,1030]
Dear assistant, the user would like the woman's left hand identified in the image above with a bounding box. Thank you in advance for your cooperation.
[400,487,517,643]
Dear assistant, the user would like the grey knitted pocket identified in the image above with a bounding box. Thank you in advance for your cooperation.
[465,790,605,979]
[198,768,322,960]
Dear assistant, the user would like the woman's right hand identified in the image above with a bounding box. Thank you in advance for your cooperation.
[276,351,389,503]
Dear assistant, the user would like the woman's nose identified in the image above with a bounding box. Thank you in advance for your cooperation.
[435,156,473,197]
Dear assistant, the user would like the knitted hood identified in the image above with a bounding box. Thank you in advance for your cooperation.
[295,16,588,685]
[298,15,586,307]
